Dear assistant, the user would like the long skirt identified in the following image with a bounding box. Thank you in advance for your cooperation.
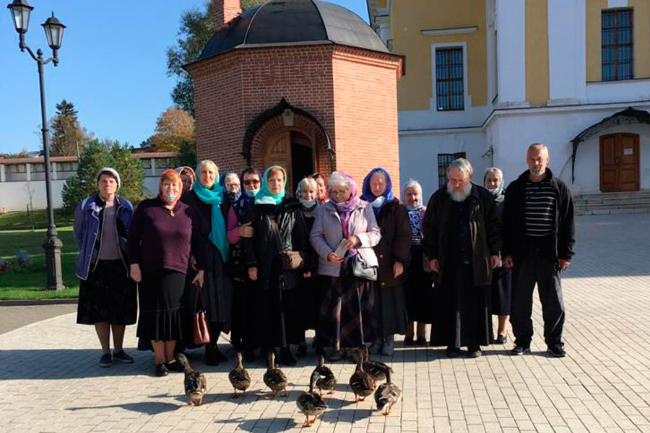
[430,261,490,349]
[137,270,185,342]
[77,260,137,326]
[230,278,257,350]
[299,274,325,332]
[491,266,512,316]
[374,282,408,338]
[404,245,433,323]
[202,243,233,324]
[253,257,303,348]
[319,263,375,349]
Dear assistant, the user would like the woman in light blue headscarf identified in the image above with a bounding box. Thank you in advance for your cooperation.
[244,166,310,367]
[179,160,232,366]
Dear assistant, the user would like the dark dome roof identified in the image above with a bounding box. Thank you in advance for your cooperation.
[195,0,389,63]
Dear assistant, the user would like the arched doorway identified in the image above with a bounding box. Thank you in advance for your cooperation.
[263,130,315,192]
[600,133,640,192]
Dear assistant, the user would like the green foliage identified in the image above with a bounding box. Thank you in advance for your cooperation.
[177,139,198,169]
[167,0,269,114]
[50,100,88,156]
[61,139,144,213]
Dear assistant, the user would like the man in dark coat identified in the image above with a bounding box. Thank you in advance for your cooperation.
[423,158,502,358]
[502,143,575,358]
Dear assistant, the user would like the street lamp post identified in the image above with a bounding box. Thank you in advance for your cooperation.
[7,0,66,290]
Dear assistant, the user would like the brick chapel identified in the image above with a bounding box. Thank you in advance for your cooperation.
[185,0,404,191]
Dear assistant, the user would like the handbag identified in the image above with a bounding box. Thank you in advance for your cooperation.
[192,289,211,345]
[280,250,305,270]
[351,252,378,281]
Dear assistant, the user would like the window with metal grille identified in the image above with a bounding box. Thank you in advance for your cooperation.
[602,9,633,81]
[436,48,464,111]
[437,152,467,187]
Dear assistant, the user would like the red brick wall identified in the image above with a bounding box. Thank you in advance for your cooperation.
[332,46,403,196]
[189,44,402,196]
[213,0,241,29]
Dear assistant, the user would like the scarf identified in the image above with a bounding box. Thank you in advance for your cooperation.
[220,170,242,203]
[192,166,229,262]
[328,171,360,214]
[255,166,287,205]
[361,167,395,217]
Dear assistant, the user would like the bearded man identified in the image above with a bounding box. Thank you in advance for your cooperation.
[422,158,502,358]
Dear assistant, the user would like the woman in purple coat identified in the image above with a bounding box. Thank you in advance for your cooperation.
[128,170,205,377]
[309,171,381,362]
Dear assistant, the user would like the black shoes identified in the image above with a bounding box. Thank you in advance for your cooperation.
[547,345,566,358]
[99,353,112,368]
[467,346,482,358]
[446,346,461,358]
[113,350,134,364]
[415,337,428,346]
[493,334,508,344]
[243,348,256,363]
[166,360,185,372]
[155,363,169,377]
[511,345,531,356]
[205,344,228,366]
[404,336,414,346]
[296,343,308,358]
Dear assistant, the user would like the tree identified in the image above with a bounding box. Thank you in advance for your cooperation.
[61,139,144,213]
[50,100,88,156]
[167,0,269,114]
[150,107,195,152]
[177,139,197,168]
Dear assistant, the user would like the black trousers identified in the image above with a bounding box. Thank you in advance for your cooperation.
[510,240,565,348]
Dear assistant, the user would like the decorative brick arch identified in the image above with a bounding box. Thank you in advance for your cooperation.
[244,99,334,177]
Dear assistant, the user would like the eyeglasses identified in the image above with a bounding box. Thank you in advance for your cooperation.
[243,179,260,186]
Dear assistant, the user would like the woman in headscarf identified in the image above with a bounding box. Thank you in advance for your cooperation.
[74,168,136,368]
[310,171,381,362]
[484,167,511,344]
[402,179,431,346]
[243,166,309,366]
[128,169,205,376]
[295,177,321,357]
[226,167,260,361]
[361,168,411,356]
[180,160,233,365]
[175,166,196,193]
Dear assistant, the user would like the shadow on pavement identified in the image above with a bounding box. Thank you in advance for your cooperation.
[67,401,180,415]
[219,417,298,432]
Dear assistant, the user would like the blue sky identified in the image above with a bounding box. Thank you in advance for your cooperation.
[0,0,369,154]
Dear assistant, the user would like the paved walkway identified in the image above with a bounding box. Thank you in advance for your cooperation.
[0,303,76,335]
[1,214,649,433]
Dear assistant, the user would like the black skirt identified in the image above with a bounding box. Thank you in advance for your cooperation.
[491,266,512,315]
[137,270,185,342]
[405,245,433,323]
[77,260,137,326]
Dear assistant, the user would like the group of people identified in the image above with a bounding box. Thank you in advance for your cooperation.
[73,142,575,376]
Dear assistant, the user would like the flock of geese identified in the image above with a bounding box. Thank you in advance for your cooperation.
[175,345,402,428]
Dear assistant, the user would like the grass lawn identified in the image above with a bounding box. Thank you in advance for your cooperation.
[0,226,80,300]
[0,209,74,231]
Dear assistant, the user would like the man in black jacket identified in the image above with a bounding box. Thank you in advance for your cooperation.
[502,143,575,357]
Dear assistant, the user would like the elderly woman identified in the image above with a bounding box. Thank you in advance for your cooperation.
[295,177,321,357]
[129,169,204,376]
[244,166,309,366]
[484,167,511,344]
[402,179,431,346]
[221,170,241,204]
[226,167,259,361]
[176,166,196,193]
[75,168,136,368]
[310,171,381,362]
[312,172,328,204]
[180,160,233,365]
[361,168,411,356]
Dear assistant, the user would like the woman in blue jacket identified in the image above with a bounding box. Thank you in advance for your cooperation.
[74,168,136,368]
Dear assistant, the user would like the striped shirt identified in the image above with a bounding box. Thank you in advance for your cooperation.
[524,179,556,237]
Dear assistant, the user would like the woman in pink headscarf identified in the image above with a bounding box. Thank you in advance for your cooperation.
[309,171,381,362]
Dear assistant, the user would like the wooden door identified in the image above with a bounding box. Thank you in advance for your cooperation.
[599,133,640,192]
[263,131,293,191]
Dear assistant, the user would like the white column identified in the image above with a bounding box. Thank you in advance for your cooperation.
[0,165,5,182]
[547,0,586,105]
[52,162,58,180]
[26,163,31,181]
[151,158,156,176]
[495,0,528,107]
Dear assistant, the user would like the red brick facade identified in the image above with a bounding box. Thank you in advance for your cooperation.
[187,43,403,193]
[213,0,242,29]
